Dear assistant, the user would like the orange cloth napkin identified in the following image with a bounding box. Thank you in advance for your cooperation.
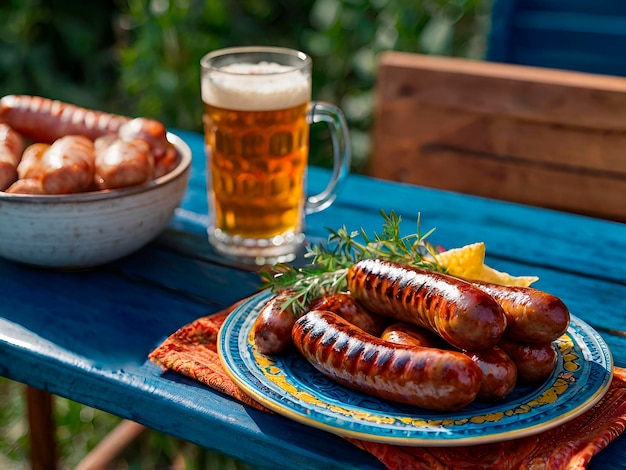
[149,303,626,470]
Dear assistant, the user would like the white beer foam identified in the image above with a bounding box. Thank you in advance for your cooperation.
[202,61,311,111]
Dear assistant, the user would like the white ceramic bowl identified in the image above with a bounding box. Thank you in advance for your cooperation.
[0,133,192,269]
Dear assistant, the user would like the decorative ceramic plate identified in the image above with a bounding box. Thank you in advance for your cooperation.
[218,290,614,446]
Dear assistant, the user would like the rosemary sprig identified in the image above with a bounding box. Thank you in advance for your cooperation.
[259,210,444,315]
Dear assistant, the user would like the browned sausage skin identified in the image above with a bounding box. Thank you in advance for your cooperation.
[470,280,570,343]
[463,347,517,401]
[498,337,557,385]
[5,178,46,194]
[0,95,130,143]
[39,135,96,194]
[380,322,448,349]
[347,259,507,350]
[0,95,181,186]
[381,322,517,401]
[306,292,388,336]
[0,123,24,190]
[94,137,154,189]
[118,117,173,160]
[17,143,49,181]
[253,291,297,355]
[0,123,24,156]
[292,310,482,411]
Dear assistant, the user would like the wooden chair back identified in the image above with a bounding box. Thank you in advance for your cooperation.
[370,51,626,223]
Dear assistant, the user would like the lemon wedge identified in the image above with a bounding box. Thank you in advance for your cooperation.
[434,242,538,287]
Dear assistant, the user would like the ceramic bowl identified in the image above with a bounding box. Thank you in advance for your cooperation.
[0,133,192,269]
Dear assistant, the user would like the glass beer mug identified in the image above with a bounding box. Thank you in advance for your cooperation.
[200,46,351,265]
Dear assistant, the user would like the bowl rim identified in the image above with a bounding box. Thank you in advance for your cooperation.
[0,132,192,204]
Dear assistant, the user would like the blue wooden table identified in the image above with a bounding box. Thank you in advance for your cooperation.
[1,130,626,469]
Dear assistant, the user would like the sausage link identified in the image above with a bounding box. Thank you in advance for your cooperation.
[292,310,482,411]
[118,117,173,159]
[0,148,19,191]
[94,137,154,189]
[0,95,130,143]
[0,123,24,156]
[347,259,507,350]
[498,337,557,385]
[381,322,448,349]
[152,145,180,179]
[0,123,24,190]
[253,291,297,355]
[382,322,517,401]
[307,292,388,336]
[40,135,96,194]
[5,178,46,194]
[17,143,50,180]
[471,280,570,343]
[462,347,517,401]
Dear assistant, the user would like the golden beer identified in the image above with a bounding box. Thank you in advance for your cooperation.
[201,47,350,264]
[203,101,310,238]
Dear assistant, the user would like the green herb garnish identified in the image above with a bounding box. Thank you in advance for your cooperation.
[259,210,444,315]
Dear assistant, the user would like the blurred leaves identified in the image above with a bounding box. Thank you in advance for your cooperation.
[0,377,256,468]
[0,0,490,171]
[0,0,119,109]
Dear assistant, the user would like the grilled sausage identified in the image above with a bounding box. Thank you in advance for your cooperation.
[0,123,24,155]
[39,135,96,194]
[118,117,173,160]
[307,292,388,336]
[5,178,46,194]
[470,280,570,343]
[152,146,180,179]
[0,123,24,190]
[17,143,49,180]
[0,95,130,143]
[253,291,297,355]
[292,310,482,411]
[347,259,507,350]
[94,137,154,189]
[498,337,558,385]
[382,322,517,401]
[462,347,518,401]
[0,151,18,191]
[381,322,449,349]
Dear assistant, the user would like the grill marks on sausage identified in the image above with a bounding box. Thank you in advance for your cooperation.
[347,259,507,350]
[259,260,567,411]
[292,310,482,411]
[306,293,387,336]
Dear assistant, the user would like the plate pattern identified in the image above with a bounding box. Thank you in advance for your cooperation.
[218,290,613,446]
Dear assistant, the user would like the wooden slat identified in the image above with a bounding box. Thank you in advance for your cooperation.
[371,52,626,222]
[375,53,626,130]
[376,104,626,172]
[375,144,626,221]
[26,387,57,470]
[76,420,146,470]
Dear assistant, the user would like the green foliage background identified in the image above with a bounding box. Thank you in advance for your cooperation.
[1,0,491,171]
[0,0,491,467]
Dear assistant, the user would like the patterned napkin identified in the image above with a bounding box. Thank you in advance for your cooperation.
[149,303,626,470]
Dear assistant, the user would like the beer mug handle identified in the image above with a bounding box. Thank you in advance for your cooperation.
[305,101,351,214]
